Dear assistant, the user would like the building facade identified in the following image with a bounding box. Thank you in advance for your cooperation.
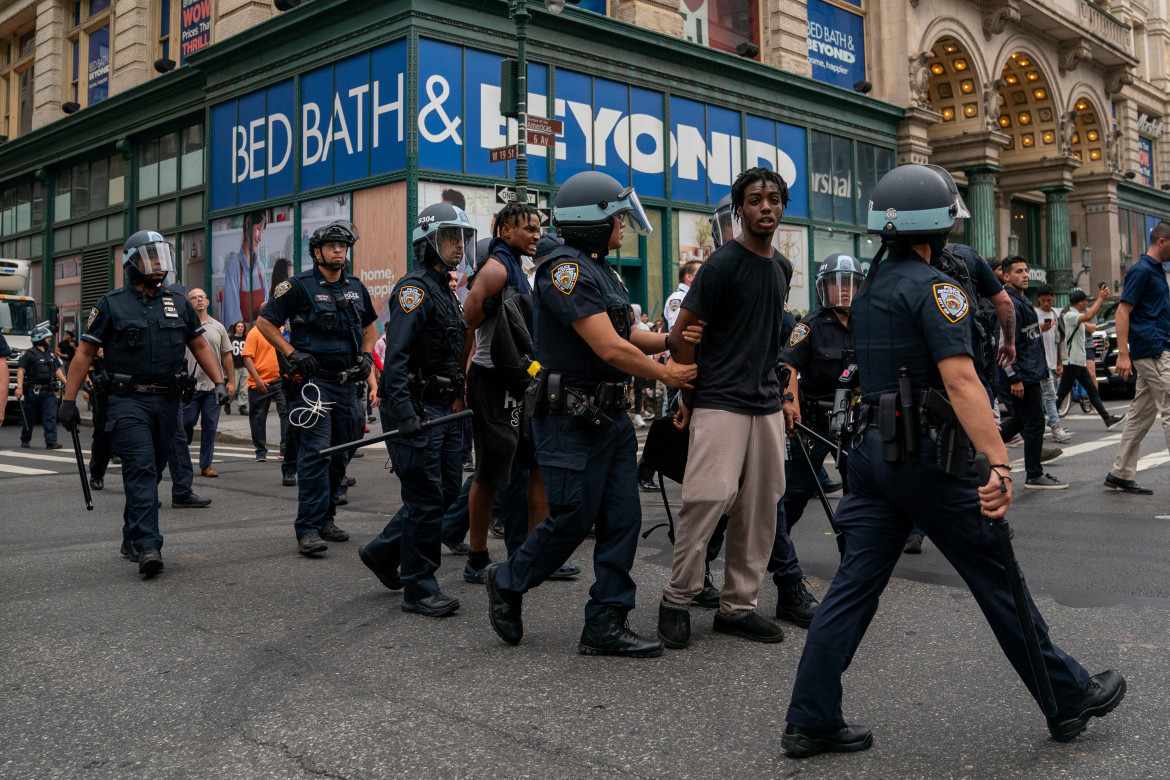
[0,0,1164,338]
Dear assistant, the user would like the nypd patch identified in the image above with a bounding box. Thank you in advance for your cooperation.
[933,283,969,323]
[86,306,99,330]
[551,262,578,295]
[789,323,810,346]
[273,281,292,299]
[399,285,425,313]
[667,298,680,313]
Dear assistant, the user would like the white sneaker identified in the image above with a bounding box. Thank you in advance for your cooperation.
[1050,426,1073,443]
[632,413,646,428]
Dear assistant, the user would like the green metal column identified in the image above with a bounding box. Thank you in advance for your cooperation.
[1041,185,1073,305]
[963,166,999,260]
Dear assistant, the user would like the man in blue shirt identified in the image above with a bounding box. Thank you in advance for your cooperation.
[1105,220,1170,494]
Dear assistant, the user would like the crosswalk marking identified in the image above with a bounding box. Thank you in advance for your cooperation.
[0,463,56,475]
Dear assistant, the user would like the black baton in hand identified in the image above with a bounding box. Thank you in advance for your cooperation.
[974,453,1057,716]
[791,422,841,537]
[320,409,473,456]
[71,426,93,511]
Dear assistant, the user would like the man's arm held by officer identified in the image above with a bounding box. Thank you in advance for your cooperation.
[781,361,801,433]
[459,257,506,373]
[938,354,1012,517]
[571,313,697,388]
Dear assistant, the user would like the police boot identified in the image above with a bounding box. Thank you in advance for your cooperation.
[578,607,664,658]
[657,598,691,649]
[776,578,819,628]
[694,564,720,608]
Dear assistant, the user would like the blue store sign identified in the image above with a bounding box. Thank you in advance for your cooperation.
[210,38,807,216]
[806,0,865,91]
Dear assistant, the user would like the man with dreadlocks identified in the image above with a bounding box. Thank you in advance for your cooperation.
[459,201,581,584]
[656,167,793,650]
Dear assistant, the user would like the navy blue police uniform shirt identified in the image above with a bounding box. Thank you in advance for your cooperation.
[18,346,61,384]
[1119,253,1170,360]
[534,245,632,388]
[82,284,203,378]
[779,306,853,404]
[260,266,376,372]
[996,285,1047,387]
[682,239,789,415]
[0,334,10,358]
[852,248,976,404]
[382,264,467,421]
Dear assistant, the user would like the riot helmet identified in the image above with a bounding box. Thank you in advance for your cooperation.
[816,253,865,311]
[710,194,735,248]
[553,171,652,257]
[413,203,476,269]
[309,220,359,271]
[31,320,54,344]
[123,230,176,289]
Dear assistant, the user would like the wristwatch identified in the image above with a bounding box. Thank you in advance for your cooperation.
[781,392,795,403]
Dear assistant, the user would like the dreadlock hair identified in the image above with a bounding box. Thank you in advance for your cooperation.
[730,166,789,221]
[491,202,539,238]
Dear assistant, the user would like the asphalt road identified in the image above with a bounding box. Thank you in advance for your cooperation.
[2,400,1168,779]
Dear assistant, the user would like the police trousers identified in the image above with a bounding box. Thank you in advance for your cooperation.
[664,409,786,615]
[107,394,179,551]
[785,429,1092,732]
[366,402,462,602]
[290,378,360,539]
[19,388,58,446]
[494,411,641,622]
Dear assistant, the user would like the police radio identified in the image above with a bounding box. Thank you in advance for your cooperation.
[829,350,862,443]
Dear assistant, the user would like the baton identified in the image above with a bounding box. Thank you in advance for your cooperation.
[70,425,93,511]
[320,409,472,456]
[974,454,1057,717]
[790,426,841,538]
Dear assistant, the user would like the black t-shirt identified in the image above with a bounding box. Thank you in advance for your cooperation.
[229,335,246,368]
[681,239,789,414]
[852,249,975,403]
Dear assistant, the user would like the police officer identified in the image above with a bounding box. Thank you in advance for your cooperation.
[774,253,864,624]
[358,204,470,617]
[780,165,1124,758]
[16,322,66,449]
[484,171,699,657]
[256,220,378,556]
[57,231,227,578]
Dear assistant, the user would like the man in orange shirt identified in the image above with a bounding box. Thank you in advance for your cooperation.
[242,323,289,463]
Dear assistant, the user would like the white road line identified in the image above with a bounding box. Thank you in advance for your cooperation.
[1010,434,1123,468]
[1136,452,1170,470]
[0,463,56,475]
[0,451,101,465]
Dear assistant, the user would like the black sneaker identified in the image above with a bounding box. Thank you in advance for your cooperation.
[638,478,660,492]
[781,723,873,758]
[346,476,357,487]
[90,476,104,491]
[1104,473,1153,494]
[776,579,819,628]
[172,493,212,508]
[358,544,402,590]
[443,539,470,555]
[657,598,691,649]
[485,563,523,645]
[319,522,349,542]
[1025,473,1068,490]
[1105,413,1127,430]
[463,558,490,584]
[693,567,721,608]
[47,442,63,450]
[138,547,164,577]
[119,539,139,562]
[1040,448,1063,463]
[903,533,924,554]
[1047,670,1126,742]
[578,607,664,658]
[335,486,348,506]
[282,474,297,487]
[19,442,30,448]
[713,610,784,643]
[297,531,328,555]
[547,562,581,580]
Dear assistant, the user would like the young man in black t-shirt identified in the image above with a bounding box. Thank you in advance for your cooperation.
[657,168,791,649]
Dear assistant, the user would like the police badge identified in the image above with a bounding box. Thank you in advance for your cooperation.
[399,285,425,313]
[551,262,578,295]
[86,306,99,330]
[273,281,292,298]
[789,323,810,345]
[933,283,969,323]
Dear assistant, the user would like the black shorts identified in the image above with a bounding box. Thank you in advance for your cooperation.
[467,363,536,486]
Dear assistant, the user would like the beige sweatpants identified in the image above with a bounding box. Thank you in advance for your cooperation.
[662,408,786,615]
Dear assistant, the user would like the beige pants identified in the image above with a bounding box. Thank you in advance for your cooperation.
[1110,352,1170,480]
[663,408,786,615]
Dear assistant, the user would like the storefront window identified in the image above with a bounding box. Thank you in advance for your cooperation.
[55,171,72,222]
[181,124,204,187]
[210,204,293,327]
[89,157,109,212]
[15,182,30,232]
[855,142,893,223]
[71,162,90,217]
[108,153,125,205]
[1,189,13,235]
[139,137,159,200]
[708,1,760,61]
[159,131,179,195]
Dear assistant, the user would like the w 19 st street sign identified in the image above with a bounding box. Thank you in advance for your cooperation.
[490,145,519,163]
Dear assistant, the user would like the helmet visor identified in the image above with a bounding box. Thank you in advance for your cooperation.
[817,271,861,310]
[429,226,478,268]
[130,241,177,276]
[952,190,971,220]
[711,206,736,248]
[614,188,653,235]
